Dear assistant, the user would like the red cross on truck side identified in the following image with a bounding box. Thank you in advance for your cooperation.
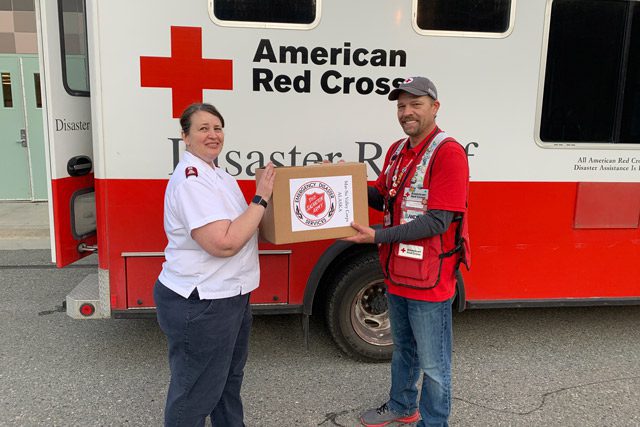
[140,26,233,118]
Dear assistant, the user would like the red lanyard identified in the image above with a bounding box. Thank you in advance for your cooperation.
[386,138,430,199]
[387,151,416,198]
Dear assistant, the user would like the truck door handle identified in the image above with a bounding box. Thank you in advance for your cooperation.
[16,129,27,147]
[67,156,93,177]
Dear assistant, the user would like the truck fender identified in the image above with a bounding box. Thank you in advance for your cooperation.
[302,224,383,315]
[454,268,467,312]
[302,239,356,315]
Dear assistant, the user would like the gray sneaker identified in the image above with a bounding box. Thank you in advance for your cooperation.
[360,402,420,427]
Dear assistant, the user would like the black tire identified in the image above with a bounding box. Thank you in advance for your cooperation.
[325,251,393,362]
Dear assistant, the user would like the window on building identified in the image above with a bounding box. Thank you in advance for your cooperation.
[1,72,12,108]
[59,0,89,96]
[34,73,42,108]
[415,0,513,34]
[540,0,640,144]
[212,0,317,26]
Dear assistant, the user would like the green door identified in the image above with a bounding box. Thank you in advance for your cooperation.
[0,56,31,200]
[22,57,47,200]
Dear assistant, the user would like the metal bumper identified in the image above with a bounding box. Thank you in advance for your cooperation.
[65,271,110,319]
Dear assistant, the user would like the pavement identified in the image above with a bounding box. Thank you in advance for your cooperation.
[1,250,639,426]
[1,201,639,425]
[0,201,50,250]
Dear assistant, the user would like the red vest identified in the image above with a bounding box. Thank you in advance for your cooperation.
[378,132,470,292]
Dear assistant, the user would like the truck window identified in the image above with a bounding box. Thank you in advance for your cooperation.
[210,0,319,28]
[414,0,513,36]
[59,0,89,96]
[71,189,96,239]
[540,0,640,145]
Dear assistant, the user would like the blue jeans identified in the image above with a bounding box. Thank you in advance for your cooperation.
[154,280,252,427]
[387,293,452,427]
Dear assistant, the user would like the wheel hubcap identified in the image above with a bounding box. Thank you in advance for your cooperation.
[350,280,392,347]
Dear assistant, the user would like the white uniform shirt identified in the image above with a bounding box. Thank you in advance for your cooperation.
[158,151,259,299]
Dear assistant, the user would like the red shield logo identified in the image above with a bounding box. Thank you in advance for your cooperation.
[305,192,326,216]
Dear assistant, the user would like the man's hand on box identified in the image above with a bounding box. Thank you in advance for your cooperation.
[343,222,375,244]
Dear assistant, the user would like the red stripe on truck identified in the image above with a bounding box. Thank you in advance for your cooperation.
[82,179,640,310]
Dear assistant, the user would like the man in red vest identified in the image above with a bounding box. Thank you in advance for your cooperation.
[345,76,470,427]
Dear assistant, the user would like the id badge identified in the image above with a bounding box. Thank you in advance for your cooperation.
[400,189,428,224]
[384,210,391,227]
[401,208,424,224]
[406,188,428,205]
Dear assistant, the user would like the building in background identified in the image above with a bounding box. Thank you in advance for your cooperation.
[0,0,46,200]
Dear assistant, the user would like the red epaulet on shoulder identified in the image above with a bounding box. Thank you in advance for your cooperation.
[185,166,198,178]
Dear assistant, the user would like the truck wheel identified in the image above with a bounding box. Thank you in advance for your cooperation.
[325,252,393,362]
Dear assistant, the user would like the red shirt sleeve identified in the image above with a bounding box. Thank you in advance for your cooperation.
[426,141,469,213]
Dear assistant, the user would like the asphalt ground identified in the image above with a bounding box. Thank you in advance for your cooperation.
[1,249,639,426]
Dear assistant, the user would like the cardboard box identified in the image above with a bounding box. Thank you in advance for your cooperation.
[256,162,369,244]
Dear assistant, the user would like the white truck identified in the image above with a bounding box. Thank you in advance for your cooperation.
[36,0,640,360]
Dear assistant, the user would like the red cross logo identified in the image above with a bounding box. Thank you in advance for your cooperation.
[140,26,233,118]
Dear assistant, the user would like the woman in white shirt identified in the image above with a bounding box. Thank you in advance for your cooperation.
[154,103,275,427]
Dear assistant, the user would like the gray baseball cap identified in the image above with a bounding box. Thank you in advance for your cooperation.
[388,76,438,101]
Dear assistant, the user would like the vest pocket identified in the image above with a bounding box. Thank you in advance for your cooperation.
[389,236,443,288]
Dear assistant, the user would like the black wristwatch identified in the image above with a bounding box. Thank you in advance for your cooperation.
[252,195,268,208]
